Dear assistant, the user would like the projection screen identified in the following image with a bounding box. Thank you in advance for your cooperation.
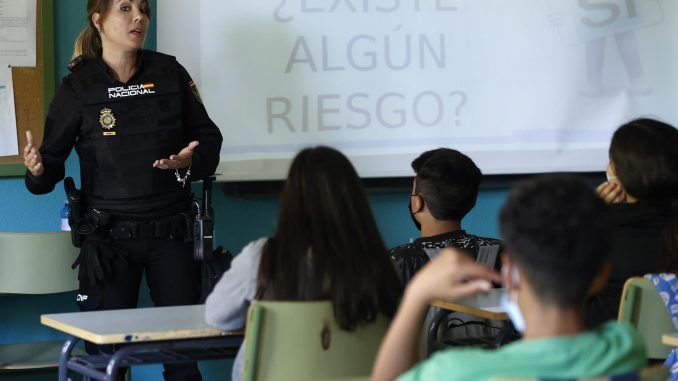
[158,0,678,180]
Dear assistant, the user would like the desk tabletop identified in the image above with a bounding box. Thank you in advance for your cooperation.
[431,288,508,320]
[41,304,238,345]
[663,333,678,347]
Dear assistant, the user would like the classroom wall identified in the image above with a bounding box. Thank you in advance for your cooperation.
[0,1,508,380]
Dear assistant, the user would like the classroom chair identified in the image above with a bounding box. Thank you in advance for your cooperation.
[0,232,82,372]
[242,300,390,381]
[490,365,669,381]
[618,276,674,360]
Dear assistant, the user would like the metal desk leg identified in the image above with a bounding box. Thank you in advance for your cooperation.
[59,336,80,381]
[107,344,140,381]
[427,309,451,356]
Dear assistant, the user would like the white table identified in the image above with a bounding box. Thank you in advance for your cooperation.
[432,288,508,321]
[41,304,242,381]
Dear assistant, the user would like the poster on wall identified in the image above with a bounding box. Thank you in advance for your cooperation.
[0,65,18,156]
[0,0,37,67]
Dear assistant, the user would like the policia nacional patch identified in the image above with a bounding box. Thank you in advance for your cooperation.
[99,107,117,136]
[189,80,203,104]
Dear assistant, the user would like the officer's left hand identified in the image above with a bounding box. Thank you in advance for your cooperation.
[153,141,199,170]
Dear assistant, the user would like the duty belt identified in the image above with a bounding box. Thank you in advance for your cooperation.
[107,214,190,240]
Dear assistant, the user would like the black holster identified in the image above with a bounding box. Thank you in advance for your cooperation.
[64,177,86,247]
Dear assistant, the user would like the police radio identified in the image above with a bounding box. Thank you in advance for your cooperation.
[193,176,215,260]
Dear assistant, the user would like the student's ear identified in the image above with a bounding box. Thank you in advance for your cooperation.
[587,261,611,297]
[607,161,626,190]
[606,161,616,178]
[411,194,424,214]
[500,254,520,291]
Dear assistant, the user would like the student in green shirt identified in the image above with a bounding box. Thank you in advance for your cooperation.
[372,174,647,381]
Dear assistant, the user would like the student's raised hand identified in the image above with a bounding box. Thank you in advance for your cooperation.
[595,181,626,204]
[153,141,199,170]
[23,131,44,177]
[406,248,501,305]
[371,249,502,381]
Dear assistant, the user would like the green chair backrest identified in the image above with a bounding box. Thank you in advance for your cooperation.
[242,300,390,381]
[0,232,79,294]
[617,277,674,360]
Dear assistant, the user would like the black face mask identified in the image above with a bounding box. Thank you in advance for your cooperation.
[408,200,421,231]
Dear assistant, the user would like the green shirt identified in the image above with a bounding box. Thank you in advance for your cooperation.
[399,322,646,381]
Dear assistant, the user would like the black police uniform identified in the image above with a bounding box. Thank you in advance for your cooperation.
[25,50,223,381]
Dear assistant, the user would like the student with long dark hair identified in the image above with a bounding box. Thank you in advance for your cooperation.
[205,146,402,380]
[588,118,678,327]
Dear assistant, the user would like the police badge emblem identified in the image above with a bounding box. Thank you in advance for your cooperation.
[99,107,116,136]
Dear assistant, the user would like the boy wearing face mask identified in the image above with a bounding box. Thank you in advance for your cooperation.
[372,174,646,381]
[389,148,502,289]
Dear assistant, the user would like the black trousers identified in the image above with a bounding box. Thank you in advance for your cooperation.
[77,237,202,381]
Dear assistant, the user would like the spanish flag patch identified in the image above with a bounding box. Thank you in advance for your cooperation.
[188,80,203,104]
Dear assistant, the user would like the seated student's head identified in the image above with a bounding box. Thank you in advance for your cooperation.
[409,148,482,234]
[607,118,678,204]
[607,118,678,271]
[256,146,401,330]
[499,174,609,331]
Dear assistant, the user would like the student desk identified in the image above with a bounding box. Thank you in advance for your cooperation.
[41,304,243,381]
[663,333,678,347]
[431,288,508,321]
[428,288,510,354]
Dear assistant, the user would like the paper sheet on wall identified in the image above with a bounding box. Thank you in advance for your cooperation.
[0,0,36,67]
[0,65,18,156]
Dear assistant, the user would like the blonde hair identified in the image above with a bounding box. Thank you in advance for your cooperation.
[73,25,102,59]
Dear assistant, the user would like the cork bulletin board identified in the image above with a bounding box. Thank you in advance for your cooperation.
[0,0,54,177]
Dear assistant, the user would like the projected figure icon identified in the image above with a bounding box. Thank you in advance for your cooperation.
[547,0,664,97]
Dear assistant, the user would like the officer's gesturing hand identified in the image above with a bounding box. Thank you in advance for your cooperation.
[153,140,199,170]
[23,131,45,177]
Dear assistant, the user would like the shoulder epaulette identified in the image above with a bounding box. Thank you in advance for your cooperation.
[67,55,85,72]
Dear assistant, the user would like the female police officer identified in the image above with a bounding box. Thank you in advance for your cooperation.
[23,1,222,379]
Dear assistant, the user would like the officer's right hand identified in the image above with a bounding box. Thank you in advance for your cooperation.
[153,140,199,170]
[23,131,44,177]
